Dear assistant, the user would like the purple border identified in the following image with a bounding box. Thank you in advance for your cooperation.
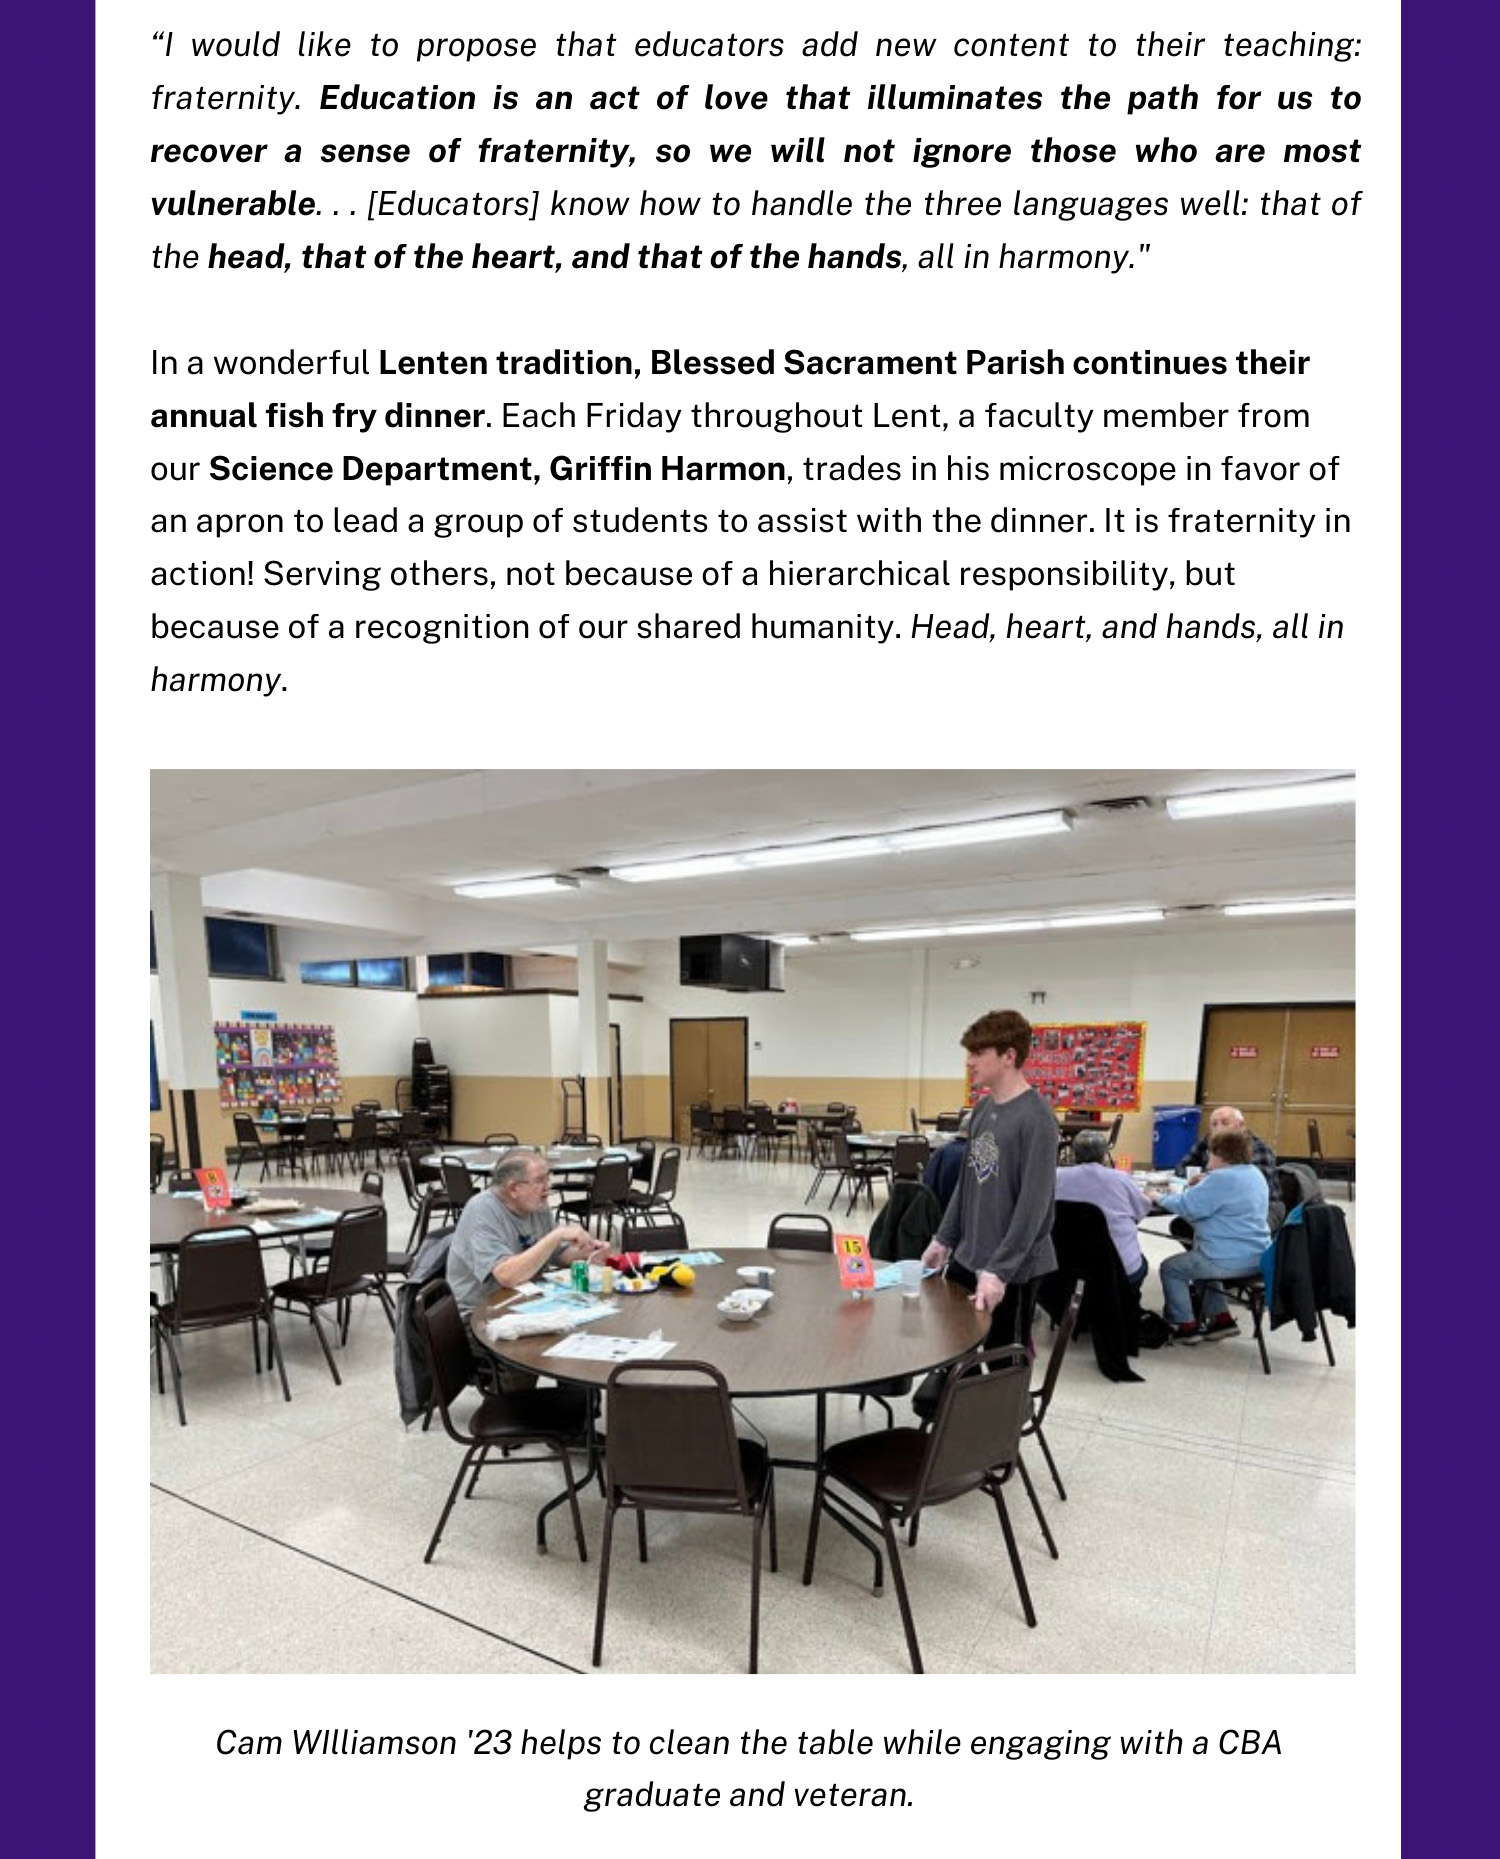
[13,2,93,1851]
[1403,6,1478,1851]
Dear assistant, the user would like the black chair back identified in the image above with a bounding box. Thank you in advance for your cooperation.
[588,1157,633,1210]
[413,1280,474,1417]
[935,1110,964,1132]
[651,1146,681,1201]
[440,1157,477,1208]
[360,1171,384,1199]
[604,1361,749,1506]
[150,1133,166,1190]
[483,1132,520,1148]
[919,1345,1031,1506]
[768,1212,833,1252]
[175,1229,267,1318]
[629,1138,656,1185]
[619,1208,689,1250]
[891,1135,930,1180]
[324,1205,388,1295]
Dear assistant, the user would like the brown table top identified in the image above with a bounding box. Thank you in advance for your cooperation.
[150,1186,381,1253]
[471,1246,988,1397]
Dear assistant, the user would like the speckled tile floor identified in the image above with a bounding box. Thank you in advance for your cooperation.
[150,1154,1356,1674]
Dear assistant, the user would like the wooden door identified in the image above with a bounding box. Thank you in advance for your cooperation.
[1199,1006,1289,1144]
[1281,1006,1356,1160]
[670,1017,748,1145]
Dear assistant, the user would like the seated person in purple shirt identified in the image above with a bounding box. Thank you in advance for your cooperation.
[1052,1127,1150,1291]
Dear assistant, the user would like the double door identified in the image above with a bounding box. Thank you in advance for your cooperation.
[1198,1003,1355,1159]
[670,1017,749,1146]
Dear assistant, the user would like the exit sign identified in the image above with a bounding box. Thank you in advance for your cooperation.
[1229,1044,1259,1059]
[1310,1044,1342,1059]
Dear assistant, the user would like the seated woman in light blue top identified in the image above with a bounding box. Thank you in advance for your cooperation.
[1148,1127,1270,1342]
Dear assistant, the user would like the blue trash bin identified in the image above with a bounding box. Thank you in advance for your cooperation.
[1152,1105,1200,1169]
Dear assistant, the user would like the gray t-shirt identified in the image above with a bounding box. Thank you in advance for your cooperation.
[934,1087,1058,1284]
[446,1191,557,1317]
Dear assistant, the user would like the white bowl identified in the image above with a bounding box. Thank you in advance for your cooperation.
[717,1298,760,1322]
[737,1266,776,1283]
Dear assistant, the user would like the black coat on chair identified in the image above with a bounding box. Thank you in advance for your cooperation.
[1035,1201,1144,1384]
[869,1179,944,1261]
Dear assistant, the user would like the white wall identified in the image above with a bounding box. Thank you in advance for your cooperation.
[150,972,420,1078]
[416,994,555,1075]
[628,919,1355,1080]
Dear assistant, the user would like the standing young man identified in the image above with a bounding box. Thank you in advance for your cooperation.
[922,1008,1059,1347]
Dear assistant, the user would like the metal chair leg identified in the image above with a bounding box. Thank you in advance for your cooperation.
[749,1511,763,1674]
[306,1305,342,1384]
[636,1507,649,1563]
[1014,1453,1058,1559]
[265,1308,292,1402]
[592,1502,617,1666]
[801,1471,826,1587]
[990,1478,1036,1627]
[1032,1419,1067,1501]
[425,1447,478,1562]
[160,1325,187,1425]
[879,1509,923,1674]
[1318,1309,1337,1367]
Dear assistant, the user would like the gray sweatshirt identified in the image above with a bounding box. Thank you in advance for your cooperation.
[934,1087,1058,1284]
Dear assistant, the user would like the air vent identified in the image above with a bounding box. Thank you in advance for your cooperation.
[1087,795,1156,813]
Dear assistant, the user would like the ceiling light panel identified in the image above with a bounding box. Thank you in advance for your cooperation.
[1165,776,1355,820]
[452,875,580,899]
[1223,898,1356,917]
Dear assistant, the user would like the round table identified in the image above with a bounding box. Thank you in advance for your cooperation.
[471,1247,987,1397]
[150,1186,381,1254]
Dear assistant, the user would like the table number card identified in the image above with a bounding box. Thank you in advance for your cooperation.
[194,1166,232,1210]
[835,1232,875,1295]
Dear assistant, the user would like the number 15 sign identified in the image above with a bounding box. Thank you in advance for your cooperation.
[835,1232,875,1295]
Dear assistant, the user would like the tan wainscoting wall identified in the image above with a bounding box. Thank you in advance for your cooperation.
[449,1077,564,1145]
[154,1073,1204,1169]
[155,1077,403,1167]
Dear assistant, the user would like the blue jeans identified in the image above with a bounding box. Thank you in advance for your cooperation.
[1159,1248,1258,1326]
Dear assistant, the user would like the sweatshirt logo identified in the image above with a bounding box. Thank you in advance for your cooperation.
[970,1130,999,1182]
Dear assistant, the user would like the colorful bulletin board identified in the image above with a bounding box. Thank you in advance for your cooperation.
[215,1021,341,1110]
[1013,1021,1146,1111]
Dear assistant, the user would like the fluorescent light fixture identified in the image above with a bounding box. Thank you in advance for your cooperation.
[610,809,1072,884]
[452,875,580,900]
[1224,898,1355,917]
[610,855,742,883]
[1049,909,1165,930]
[768,933,815,947]
[849,925,934,943]
[740,836,888,869]
[942,920,1049,937]
[887,810,1070,851]
[1166,776,1355,820]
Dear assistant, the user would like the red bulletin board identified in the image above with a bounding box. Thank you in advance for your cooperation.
[1017,1022,1146,1111]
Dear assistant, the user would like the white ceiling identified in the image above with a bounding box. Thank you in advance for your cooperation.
[149,768,1355,955]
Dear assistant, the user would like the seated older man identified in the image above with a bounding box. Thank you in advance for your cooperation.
[1180,1106,1281,1217]
[1149,1128,1271,1343]
[447,1148,610,1386]
[1052,1127,1151,1291]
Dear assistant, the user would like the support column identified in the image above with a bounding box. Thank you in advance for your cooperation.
[575,937,612,1141]
[904,945,929,1122]
[151,872,226,1171]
